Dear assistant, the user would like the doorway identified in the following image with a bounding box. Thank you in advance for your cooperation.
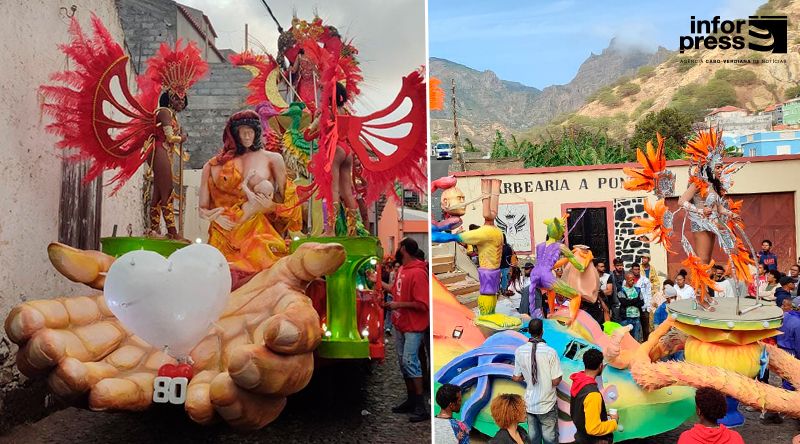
[563,205,612,264]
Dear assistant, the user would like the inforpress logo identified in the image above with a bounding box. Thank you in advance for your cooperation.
[679,16,787,54]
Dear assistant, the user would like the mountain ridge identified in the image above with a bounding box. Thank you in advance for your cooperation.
[430,38,672,148]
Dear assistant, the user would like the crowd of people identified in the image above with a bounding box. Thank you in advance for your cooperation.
[436,237,800,442]
[436,320,750,443]
[435,322,750,444]
[512,238,800,344]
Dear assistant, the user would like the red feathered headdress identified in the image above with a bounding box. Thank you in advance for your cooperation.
[146,39,208,99]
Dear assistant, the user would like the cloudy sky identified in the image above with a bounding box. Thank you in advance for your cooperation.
[181,0,427,114]
[429,0,765,89]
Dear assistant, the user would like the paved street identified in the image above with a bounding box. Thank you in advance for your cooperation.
[0,339,430,444]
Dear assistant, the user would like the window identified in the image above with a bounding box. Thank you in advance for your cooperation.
[403,190,420,206]
[563,340,596,361]
[748,148,757,157]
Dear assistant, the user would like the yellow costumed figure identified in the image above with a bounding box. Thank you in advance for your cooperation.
[432,179,521,329]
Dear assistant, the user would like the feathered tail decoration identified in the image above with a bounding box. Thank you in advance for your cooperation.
[229,51,281,106]
[632,199,674,253]
[39,14,159,192]
[429,76,445,111]
[343,69,428,205]
[623,133,667,192]
[682,254,720,302]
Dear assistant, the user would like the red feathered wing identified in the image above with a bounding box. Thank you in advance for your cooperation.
[301,70,427,209]
[342,70,428,205]
[40,15,159,192]
[229,51,279,106]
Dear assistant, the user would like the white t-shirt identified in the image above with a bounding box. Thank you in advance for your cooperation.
[434,417,461,444]
[599,273,611,293]
[635,276,653,312]
[513,341,563,414]
[713,279,736,298]
[675,284,695,300]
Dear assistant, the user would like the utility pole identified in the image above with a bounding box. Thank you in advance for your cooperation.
[244,23,248,52]
[451,79,464,172]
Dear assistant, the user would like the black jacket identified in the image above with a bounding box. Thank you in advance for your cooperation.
[617,287,643,310]
[488,426,529,444]
[570,384,614,444]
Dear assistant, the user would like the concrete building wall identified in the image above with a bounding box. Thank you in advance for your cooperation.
[377,198,429,260]
[181,64,252,168]
[783,102,800,125]
[115,0,175,72]
[707,114,773,135]
[175,6,224,64]
[115,0,251,170]
[0,0,144,429]
[452,156,800,280]
[739,130,800,156]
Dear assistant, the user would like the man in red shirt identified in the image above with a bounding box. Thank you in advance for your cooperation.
[678,387,744,444]
[387,237,430,422]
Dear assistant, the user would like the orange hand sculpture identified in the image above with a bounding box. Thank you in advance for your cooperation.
[5,242,345,429]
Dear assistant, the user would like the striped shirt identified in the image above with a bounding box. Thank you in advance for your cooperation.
[513,342,563,414]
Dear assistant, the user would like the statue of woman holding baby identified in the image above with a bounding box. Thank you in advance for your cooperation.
[199,110,303,286]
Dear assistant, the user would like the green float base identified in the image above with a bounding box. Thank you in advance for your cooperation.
[100,236,189,258]
[317,339,370,359]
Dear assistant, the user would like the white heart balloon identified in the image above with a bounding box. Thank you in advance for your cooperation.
[104,244,231,358]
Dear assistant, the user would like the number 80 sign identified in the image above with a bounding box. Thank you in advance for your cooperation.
[152,376,188,404]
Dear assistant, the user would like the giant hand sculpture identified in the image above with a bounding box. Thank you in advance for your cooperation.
[5,242,345,429]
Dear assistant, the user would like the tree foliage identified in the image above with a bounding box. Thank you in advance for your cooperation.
[630,108,693,156]
[598,90,622,107]
[671,80,738,120]
[714,69,757,86]
[492,128,633,167]
[637,66,656,79]
[785,85,800,100]
[463,138,479,152]
[617,82,641,98]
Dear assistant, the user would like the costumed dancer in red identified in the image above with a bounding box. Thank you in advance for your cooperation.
[144,41,208,239]
[40,14,208,240]
[301,48,428,236]
[230,15,428,238]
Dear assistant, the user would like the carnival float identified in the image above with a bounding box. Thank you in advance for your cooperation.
[431,129,800,441]
[4,12,426,429]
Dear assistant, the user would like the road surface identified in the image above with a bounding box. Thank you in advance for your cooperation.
[1,340,430,444]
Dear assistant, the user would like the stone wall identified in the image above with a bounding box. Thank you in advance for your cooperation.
[181,63,252,167]
[115,0,175,72]
[613,197,651,266]
[115,0,252,169]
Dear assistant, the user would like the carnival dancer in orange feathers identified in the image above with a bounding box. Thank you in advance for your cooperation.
[624,129,756,309]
